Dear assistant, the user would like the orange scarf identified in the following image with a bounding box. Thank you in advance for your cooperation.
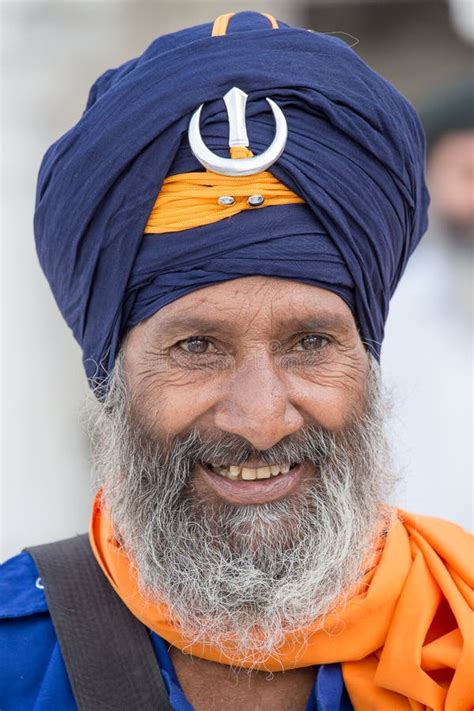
[90,491,473,710]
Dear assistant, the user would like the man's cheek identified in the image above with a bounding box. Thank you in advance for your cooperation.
[288,362,369,431]
[300,385,360,432]
[133,375,220,435]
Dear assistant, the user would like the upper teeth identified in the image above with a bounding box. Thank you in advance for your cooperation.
[209,463,292,480]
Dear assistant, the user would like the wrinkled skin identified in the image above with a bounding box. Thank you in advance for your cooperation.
[124,276,369,492]
[120,276,370,711]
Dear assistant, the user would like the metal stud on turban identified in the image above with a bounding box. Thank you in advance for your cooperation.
[34,11,429,388]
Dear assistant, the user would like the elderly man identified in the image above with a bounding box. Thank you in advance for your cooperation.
[0,11,472,711]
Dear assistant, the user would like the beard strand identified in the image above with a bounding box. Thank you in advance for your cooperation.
[88,353,396,666]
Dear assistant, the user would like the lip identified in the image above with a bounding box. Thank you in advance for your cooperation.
[196,462,307,505]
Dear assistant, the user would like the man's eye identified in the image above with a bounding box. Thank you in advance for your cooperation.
[178,337,214,354]
[294,334,328,351]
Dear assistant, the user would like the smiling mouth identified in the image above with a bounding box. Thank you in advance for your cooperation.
[206,462,297,480]
[196,461,306,505]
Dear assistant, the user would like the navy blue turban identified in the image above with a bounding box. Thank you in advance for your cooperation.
[34,11,429,387]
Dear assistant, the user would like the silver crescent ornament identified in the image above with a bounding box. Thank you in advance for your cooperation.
[188,87,287,177]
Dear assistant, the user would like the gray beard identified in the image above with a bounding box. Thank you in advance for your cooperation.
[89,353,396,666]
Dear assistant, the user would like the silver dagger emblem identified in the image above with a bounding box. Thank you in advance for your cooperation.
[188,87,287,177]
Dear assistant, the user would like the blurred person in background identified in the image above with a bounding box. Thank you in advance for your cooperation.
[1,11,472,711]
[424,81,473,304]
[383,80,473,527]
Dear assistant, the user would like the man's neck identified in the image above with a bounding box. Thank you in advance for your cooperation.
[169,647,316,711]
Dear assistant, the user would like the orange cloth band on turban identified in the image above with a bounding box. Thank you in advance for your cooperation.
[89,490,473,710]
[144,147,304,235]
[211,12,278,37]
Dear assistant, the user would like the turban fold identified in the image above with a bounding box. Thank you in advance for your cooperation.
[34,11,429,386]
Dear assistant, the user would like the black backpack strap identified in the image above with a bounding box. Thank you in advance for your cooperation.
[26,534,173,711]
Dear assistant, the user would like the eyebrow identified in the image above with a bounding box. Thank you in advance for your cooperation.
[152,313,352,339]
[153,317,236,337]
[282,316,352,334]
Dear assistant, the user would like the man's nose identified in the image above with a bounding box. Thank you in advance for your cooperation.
[213,353,304,450]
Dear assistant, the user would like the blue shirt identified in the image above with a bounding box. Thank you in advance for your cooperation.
[0,551,353,711]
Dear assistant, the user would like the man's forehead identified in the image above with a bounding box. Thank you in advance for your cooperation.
[142,278,356,339]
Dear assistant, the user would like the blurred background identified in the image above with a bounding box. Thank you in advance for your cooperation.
[1,0,473,560]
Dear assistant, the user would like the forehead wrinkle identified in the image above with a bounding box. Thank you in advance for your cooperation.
[141,280,357,343]
[146,285,276,341]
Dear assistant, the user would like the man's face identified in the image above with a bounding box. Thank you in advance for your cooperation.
[124,277,369,506]
[92,277,393,663]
